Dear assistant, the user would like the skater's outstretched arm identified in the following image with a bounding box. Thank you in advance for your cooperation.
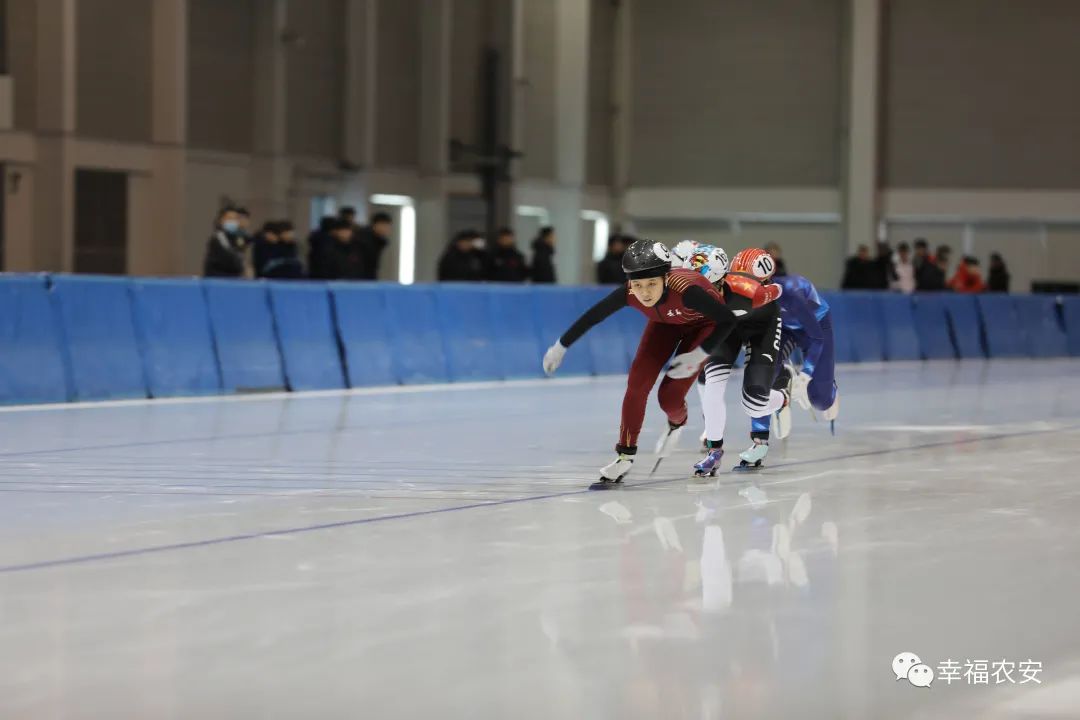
[558,287,628,347]
[543,287,628,375]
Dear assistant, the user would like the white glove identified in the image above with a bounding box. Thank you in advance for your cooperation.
[666,346,708,379]
[543,341,567,376]
[791,371,812,410]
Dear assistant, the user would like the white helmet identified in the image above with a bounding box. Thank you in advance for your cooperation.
[687,244,729,283]
[671,239,700,268]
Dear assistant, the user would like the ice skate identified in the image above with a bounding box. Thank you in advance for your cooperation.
[735,439,769,471]
[693,448,725,478]
[649,421,685,474]
[590,453,634,491]
[823,391,839,422]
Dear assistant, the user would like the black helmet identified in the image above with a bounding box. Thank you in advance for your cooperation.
[622,239,672,280]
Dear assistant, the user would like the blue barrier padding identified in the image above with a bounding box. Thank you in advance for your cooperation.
[877,294,921,361]
[268,283,346,391]
[911,294,956,359]
[0,275,69,404]
[49,275,146,401]
[1064,296,1080,357]
[436,285,501,382]
[131,279,221,397]
[203,280,286,392]
[329,284,398,387]
[976,294,1026,358]
[533,286,594,376]
[940,293,984,359]
[579,287,630,375]
[846,292,886,362]
[383,285,449,384]
[1014,295,1067,358]
[821,293,856,363]
[488,286,544,379]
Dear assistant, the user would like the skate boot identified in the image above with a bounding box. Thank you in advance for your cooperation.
[736,439,769,471]
[590,453,634,491]
[693,448,725,478]
[654,421,685,458]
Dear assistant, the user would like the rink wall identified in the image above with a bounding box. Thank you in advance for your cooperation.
[0,274,1077,405]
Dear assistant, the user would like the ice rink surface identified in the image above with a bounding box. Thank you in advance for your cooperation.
[2,359,1080,719]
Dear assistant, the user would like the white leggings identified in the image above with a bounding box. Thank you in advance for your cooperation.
[698,361,786,444]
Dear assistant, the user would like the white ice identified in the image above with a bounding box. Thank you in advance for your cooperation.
[1,359,1080,719]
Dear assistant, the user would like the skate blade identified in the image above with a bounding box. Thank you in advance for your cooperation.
[732,463,763,473]
[589,478,624,491]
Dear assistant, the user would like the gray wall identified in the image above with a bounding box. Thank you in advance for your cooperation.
[450,0,486,153]
[286,0,345,159]
[586,0,615,187]
[883,0,1080,188]
[7,0,37,130]
[519,0,556,180]
[375,0,421,168]
[76,0,152,142]
[187,0,256,153]
[628,0,843,187]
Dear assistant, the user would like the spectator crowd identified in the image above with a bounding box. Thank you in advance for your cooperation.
[842,239,1011,294]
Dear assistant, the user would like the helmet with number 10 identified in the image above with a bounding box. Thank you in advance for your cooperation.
[729,247,777,282]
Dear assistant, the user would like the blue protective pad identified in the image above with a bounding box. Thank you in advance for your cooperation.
[911,294,956,359]
[436,285,501,382]
[329,284,398,387]
[131,279,222,397]
[820,293,855,363]
[1063,296,1080,357]
[877,294,921,361]
[50,275,147,400]
[203,280,286,392]
[579,287,631,375]
[488,286,544,380]
[0,275,69,404]
[976,294,1026,358]
[382,285,449,384]
[1013,294,1067,358]
[940,293,984,359]
[268,283,346,391]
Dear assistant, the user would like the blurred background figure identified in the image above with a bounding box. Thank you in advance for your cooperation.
[841,245,874,289]
[487,227,528,283]
[353,211,393,280]
[202,206,248,278]
[949,256,986,293]
[439,229,487,282]
[917,245,951,291]
[870,242,896,289]
[254,221,303,279]
[306,217,335,280]
[236,207,252,244]
[765,243,787,277]
[531,227,556,284]
[310,218,363,280]
[891,242,916,293]
[596,234,628,284]
[988,253,1011,292]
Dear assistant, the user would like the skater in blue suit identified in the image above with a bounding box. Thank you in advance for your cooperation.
[738,272,839,469]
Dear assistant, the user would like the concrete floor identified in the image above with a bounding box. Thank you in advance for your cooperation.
[1,359,1079,719]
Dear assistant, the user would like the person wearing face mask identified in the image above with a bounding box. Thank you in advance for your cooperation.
[203,206,248,278]
[541,239,738,490]
[438,229,487,281]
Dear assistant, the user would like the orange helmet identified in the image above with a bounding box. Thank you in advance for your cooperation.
[729,248,776,281]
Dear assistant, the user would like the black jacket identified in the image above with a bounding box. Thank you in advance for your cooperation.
[354,225,389,280]
[438,247,487,282]
[203,230,246,278]
[254,235,304,279]
[917,262,948,292]
[841,258,876,290]
[988,267,1010,293]
[531,239,556,284]
[596,252,625,284]
[311,237,366,280]
[488,245,528,283]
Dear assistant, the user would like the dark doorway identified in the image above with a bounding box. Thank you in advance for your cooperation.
[74,169,127,274]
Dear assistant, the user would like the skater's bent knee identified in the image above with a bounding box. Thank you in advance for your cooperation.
[741,386,770,417]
